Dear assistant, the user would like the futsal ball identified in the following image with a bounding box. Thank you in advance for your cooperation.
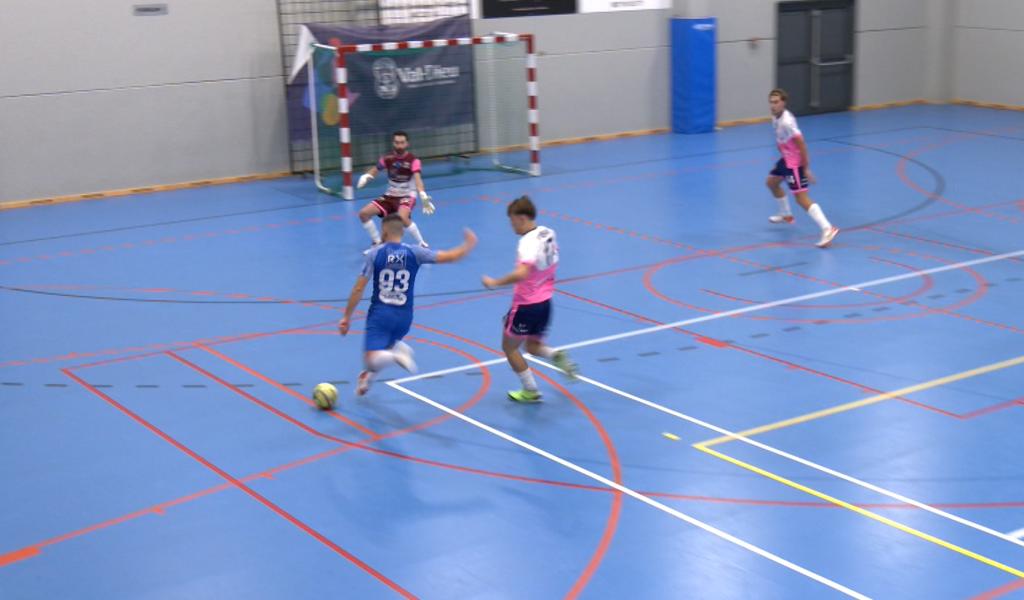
[313,383,338,410]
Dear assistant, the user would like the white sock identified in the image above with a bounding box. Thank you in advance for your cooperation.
[405,221,425,245]
[516,368,538,391]
[775,195,792,215]
[367,351,397,373]
[531,345,555,359]
[362,219,381,244]
[806,203,832,231]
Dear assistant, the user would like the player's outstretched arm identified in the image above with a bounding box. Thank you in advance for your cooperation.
[357,166,379,189]
[338,275,369,335]
[482,263,530,289]
[435,228,477,263]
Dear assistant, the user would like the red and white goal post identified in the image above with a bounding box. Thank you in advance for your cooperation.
[320,33,540,200]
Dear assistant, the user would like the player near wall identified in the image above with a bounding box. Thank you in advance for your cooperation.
[765,88,840,248]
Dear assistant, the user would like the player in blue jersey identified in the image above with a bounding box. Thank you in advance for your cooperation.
[339,214,476,396]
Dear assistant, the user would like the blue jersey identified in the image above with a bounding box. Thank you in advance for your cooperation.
[362,242,438,315]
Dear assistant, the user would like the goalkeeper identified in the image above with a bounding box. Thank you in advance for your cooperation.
[355,130,435,248]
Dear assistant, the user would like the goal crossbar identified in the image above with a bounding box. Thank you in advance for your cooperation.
[332,33,539,200]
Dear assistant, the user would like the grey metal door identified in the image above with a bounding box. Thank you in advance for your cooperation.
[777,0,854,116]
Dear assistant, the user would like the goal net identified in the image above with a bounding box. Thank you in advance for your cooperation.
[309,34,539,199]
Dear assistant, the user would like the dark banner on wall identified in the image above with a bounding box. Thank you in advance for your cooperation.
[482,0,576,18]
[287,16,473,140]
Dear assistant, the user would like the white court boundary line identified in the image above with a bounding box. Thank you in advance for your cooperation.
[393,248,1024,386]
[387,381,869,599]
[385,248,1024,592]
[525,359,1024,553]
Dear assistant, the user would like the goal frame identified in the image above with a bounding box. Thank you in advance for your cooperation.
[330,33,540,200]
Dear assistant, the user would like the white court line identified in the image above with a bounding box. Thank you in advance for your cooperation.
[1007,527,1024,540]
[392,248,1024,386]
[382,246,1024,589]
[386,380,869,599]
[523,359,1024,552]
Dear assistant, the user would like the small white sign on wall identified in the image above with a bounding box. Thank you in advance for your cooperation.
[579,0,670,13]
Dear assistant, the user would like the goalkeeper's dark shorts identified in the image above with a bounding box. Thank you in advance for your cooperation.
[372,194,416,216]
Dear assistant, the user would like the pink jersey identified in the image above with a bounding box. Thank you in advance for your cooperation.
[377,151,422,197]
[772,110,804,169]
[512,225,558,305]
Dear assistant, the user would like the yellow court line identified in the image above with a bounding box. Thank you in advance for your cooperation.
[696,444,1024,579]
[698,354,1024,447]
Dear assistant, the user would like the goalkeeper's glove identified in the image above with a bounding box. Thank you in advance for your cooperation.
[357,173,373,189]
[419,190,435,215]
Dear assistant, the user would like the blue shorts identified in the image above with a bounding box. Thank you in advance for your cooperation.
[364,308,412,352]
[770,159,809,192]
[503,300,551,339]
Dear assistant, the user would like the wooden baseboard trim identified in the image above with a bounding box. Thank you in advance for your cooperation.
[0,172,293,211]
[950,99,1024,111]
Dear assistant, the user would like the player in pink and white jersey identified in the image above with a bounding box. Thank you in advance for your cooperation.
[482,196,578,403]
[766,89,839,248]
[355,131,436,248]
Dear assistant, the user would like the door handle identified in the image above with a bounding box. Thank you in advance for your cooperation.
[811,58,852,67]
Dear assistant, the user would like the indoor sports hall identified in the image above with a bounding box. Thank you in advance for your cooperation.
[2,1,1022,599]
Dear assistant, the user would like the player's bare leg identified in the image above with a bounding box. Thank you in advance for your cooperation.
[766,175,794,224]
[357,346,416,396]
[503,335,541,402]
[525,339,578,380]
[397,205,428,247]
[358,203,382,245]
[793,190,839,248]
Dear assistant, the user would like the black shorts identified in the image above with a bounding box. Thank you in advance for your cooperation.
[371,194,416,216]
[503,300,551,339]
[770,159,809,192]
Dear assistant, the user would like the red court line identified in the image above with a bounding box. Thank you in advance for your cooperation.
[969,577,1024,600]
[566,285,1023,421]
[555,288,968,420]
[895,134,1020,224]
[869,227,1024,260]
[879,197,1024,230]
[644,242,1024,336]
[6,375,1022,570]
[1,337,494,568]
[61,368,416,599]
[410,324,623,600]
[191,342,376,437]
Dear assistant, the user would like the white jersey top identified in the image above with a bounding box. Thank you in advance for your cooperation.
[512,225,558,306]
[772,109,804,169]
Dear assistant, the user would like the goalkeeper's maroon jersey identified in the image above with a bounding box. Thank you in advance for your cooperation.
[376,151,422,197]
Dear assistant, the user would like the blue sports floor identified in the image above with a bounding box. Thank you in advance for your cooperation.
[2,105,1023,599]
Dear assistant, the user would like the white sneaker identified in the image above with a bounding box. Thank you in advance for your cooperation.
[391,343,418,373]
[816,226,839,248]
[355,370,372,396]
[768,214,795,224]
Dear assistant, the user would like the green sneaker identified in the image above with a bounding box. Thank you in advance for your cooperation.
[552,350,578,381]
[508,389,542,403]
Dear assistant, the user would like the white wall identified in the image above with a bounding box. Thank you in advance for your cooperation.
[854,0,929,106]
[697,0,933,121]
[953,0,1024,105]
[475,12,671,141]
[0,0,290,203]
[2,0,1014,204]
